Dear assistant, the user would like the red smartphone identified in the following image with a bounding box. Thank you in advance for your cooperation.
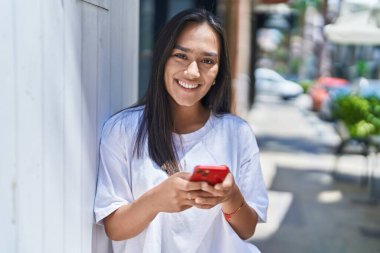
[190,165,230,186]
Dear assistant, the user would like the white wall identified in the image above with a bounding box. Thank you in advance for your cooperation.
[0,0,139,252]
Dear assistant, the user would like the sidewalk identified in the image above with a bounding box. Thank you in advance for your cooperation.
[247,95,380,253]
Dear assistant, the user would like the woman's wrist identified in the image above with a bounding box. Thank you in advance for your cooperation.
[140,186,162,216]
[221,184,245,214]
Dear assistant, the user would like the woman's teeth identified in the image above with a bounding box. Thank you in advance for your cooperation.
[178,80,199,89]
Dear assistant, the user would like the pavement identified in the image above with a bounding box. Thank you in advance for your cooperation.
[246,95,380,253]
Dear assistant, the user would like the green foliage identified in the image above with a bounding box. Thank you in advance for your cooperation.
[299,79,313,93]
[289,57,301,74]
[291,0,322,9]
[274,63,288,75]
[333,95,380,138]
[356,60,369,77]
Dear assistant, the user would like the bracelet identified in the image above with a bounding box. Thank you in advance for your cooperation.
[222,201,245,221]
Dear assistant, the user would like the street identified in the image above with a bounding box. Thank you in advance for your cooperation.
[248,95,380,253]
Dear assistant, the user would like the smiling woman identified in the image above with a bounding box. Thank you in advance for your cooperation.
[164,22,219,108]
[94,8,268,253]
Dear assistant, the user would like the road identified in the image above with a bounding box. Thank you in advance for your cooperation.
[247,95,380,253]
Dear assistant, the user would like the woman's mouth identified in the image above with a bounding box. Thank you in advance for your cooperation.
[177,79,199,89]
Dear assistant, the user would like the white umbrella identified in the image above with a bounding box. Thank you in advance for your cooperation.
[324,0,380,45]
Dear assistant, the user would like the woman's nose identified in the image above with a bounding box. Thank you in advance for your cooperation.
[185,61,200,78]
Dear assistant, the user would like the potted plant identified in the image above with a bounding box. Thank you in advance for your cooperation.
[333,95,380,138]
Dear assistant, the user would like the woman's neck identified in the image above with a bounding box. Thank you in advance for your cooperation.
[171,103,210,134]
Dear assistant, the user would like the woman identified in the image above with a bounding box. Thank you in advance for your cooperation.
[94,8,268,253]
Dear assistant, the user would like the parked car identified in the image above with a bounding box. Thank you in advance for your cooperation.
[309,77,349,111]
[254,68,303,100]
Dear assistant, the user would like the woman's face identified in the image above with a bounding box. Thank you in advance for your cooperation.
[164,22,220,108]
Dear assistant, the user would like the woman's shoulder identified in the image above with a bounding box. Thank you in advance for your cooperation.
[102,106,144,136]
[212,113,258,152]
[211,112,256,140]
[213,113,251,131]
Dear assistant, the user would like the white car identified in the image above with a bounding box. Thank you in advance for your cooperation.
[255,68,303,100]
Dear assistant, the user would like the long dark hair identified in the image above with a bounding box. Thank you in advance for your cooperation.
[133,8,231,174]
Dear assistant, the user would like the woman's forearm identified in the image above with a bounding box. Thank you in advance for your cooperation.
[221,186,259,240]
[103,188,159,241]
[103,173,204,241]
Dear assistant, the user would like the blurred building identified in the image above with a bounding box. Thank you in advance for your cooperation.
[324,0,380,80]
[250,1,295,105]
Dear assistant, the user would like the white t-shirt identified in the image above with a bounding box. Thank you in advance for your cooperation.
[94,106,268,253]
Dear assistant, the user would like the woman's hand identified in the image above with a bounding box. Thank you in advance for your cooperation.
[103,172,203,240]
[192,173,241,209]
[150,172,204,213]
[193,172,258,240]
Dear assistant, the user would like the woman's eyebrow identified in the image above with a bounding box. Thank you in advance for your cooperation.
[174,44,190,52]
[174,44,218,57]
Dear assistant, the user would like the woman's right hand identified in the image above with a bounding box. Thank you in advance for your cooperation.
[150,172,203,213]
[104,172,203,240]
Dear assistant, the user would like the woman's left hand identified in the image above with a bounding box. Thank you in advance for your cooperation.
[192,173,239,209]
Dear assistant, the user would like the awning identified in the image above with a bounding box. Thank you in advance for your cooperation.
[324,0,380,45]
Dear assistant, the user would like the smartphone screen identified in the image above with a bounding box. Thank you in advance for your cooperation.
[189,165,229,185]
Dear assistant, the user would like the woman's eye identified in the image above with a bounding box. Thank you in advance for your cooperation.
[202,59,215,65]
[174,53,187,60]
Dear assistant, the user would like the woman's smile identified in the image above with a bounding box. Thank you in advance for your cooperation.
[176,79,200,89]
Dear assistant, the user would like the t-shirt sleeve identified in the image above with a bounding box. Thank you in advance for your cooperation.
[236,123,268,223]
[94,117,134,225]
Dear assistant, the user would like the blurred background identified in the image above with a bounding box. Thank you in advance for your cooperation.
[1,0,380,252]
